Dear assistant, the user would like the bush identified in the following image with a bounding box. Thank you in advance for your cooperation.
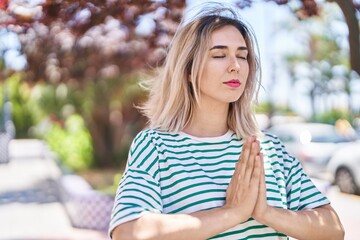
[44,114,94,171]
[1,74,39,138]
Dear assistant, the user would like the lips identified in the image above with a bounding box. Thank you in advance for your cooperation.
[224,79,241,88]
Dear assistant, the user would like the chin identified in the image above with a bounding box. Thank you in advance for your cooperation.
[226,95,242,103]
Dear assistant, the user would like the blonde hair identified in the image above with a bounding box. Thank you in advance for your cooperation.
[140,5,262,139]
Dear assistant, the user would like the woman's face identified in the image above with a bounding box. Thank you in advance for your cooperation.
[198,25,249,107]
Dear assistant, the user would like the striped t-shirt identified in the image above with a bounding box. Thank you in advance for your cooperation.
[109,129,329,239]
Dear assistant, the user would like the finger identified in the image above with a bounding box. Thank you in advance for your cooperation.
[257,154,268,210]
[244,140,260,183]
[258,153,266,194]
[238,136,255,177]
[250,152,261,186]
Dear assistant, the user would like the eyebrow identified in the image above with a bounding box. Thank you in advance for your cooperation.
[209,45,248,51]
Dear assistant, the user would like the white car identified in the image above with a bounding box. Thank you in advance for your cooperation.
[266,122,354,178]
[327,142,360,195]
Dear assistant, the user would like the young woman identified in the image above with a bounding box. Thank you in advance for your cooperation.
[109,6,344,240]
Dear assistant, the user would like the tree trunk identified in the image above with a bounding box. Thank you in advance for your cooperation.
[87,103,114,168]
[330,0,360,75]
[84,82,115,168]
[309,88,316,120]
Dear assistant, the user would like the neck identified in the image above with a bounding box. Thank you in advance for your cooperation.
[183,102,229,138]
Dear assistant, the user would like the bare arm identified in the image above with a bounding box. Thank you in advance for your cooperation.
[112,136,262,240]
[259,204,344,240]
[252,159,345,240]
[112,206,245,240]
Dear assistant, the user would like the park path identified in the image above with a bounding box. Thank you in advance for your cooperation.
[0,139,109,240]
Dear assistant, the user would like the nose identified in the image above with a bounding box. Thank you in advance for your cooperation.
[228,56,240,73]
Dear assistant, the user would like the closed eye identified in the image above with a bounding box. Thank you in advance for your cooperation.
[213,56,225,58]
[237,56,247,60]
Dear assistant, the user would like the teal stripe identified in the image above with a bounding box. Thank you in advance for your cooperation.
[164,189,226,208]
[286,177,302,198]
[159,152,240,163]
[112,205,134,219]
[161,168,204,181]
[161,167,234,182]
[301,178,312,184]
[284,157,293,164]
[286,162,301,185]
[119,195,157,209]
[130,139,152,165]
[264,160,284,169]
[267,188,282,194]
[125,168,159,187]
[262,146,282,152]
[145,155,159,172]
[156,137,241,149]
[113,210,143,224]
[299,197,329,210]
[244,232,287,239]
[299,190,321,202]
[171,197,225,213]
[136,147,157,169]
[288,196,300,207]
[162,181,228,199]
[160,162,198,172]
[131,131,152,155]
[267,196,283,202]
[160,159,237,173]
[153,168,160,179]
[118,177,159,196]
[209,224,267,238]
[262,138,281,145]
[161,174,231,191]
[265,173,286,185]
[209,224,287,239]
[120,188,162,207]
[300,185,314,193]
[157,144,241,156]
[287,186,301,198]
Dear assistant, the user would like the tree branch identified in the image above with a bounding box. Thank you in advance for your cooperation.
[329,0,360,75]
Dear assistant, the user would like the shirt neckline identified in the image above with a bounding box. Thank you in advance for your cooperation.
[178,129,234,142]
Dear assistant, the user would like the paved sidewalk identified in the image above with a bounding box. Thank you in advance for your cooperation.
[0,139,109,240]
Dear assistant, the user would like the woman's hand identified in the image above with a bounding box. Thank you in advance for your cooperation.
[223,136,262,223]
[252,152,270,222]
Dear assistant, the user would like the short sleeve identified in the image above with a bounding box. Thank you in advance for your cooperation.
[282,143,330,210]
[109,130,162,238]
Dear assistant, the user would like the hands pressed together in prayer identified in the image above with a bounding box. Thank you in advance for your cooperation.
[224,136,269,224]
[224,137,344,240]
[112,134,344,240]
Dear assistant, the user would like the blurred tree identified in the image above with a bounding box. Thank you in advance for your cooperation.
[1,0,185,168]
[1,0,358,168]
[284,4,355,119]
[234,0,360,75]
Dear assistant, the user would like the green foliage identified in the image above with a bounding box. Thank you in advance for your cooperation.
[44,114,94,171]
[0,74,38,138]
[314,109,353,125]
[25,82,95,171]
[255,102,295,115]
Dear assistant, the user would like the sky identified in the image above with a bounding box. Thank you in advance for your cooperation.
[0,28,27,71]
